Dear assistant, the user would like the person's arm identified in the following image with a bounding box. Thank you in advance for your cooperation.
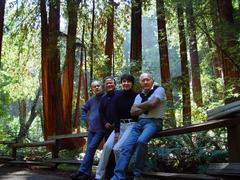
[99,99,106,125]
[136,97,161,110]
[130,104,145,116]
[80,100,91,122]
[131,87,166,116]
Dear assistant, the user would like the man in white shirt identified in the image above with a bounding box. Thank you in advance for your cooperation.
[111,72,166,180]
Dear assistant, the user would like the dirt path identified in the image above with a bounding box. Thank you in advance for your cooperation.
[0,164,72,180]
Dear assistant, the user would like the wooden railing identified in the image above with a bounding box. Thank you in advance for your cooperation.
[0,104,240,178]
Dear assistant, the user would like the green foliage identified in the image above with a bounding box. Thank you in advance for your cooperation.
[144,129,228,173]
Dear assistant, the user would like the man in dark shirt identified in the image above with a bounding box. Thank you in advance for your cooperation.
[70,80,104,180]
[95,76,121,179]
[99,76,121,139]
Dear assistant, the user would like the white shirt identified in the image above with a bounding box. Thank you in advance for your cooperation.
[134,86,166,119]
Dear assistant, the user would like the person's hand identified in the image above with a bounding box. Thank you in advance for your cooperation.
[114,132,119,144]
[105,122,112,129]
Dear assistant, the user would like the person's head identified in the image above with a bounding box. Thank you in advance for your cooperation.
[91,80,102,95]
[103,76,116,93]
[139,72,154,93]
[120,74,135,91]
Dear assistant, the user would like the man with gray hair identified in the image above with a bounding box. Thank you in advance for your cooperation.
[111,72,167,180]
[70,80,104,180]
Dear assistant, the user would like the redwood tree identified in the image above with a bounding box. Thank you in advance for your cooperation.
[156,0,176,128]
[90,0,95,83]
[0,0,6,68]
[104,0,114,77]
[177,2,191,126]
[218,0,240,104]
[186,0,203,107]
[40,0,50,139]
[130,0,142,81]
[62,0,81,134]
[48,0,64,135]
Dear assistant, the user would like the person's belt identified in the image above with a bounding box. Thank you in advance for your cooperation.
[120,119,136,123]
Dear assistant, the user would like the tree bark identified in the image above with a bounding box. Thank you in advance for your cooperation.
[177,3,191,126]
[0,0,6,68]
[186,0,203,107]
[48,0,64,135]
[210,0,222,78]
[90,0,95,83]
[104,0,114,77]
[130,0,142,83]
[218,0,240,104]
[62,0,80,134]
[156,0,176,128]
[40,0,50,140]
[74,20,85,130]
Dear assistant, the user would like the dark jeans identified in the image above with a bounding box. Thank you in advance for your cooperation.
[79,131,104,176]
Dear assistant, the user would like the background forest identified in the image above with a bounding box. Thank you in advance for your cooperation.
[0,0,239,173]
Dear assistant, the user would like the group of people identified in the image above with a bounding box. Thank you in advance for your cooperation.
[70,72,166,180]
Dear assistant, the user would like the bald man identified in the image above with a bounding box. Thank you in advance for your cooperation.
[111,72,167,180]
[70,80,104,180]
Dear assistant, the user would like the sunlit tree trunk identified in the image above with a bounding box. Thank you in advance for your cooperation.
[62,0,80,134]
[17,99,27,143]
[40,0,50,140]
[130,0,142,83]
[0,0,6,68]
[186,0,203,107]
[17,90,40,143]
[177,3,191,126]
[104,0,114,77]
[156,0,176,128]
[48,0,64,135]
[90,0,95,83]
[218,0,240,104]
[74,14,85,130]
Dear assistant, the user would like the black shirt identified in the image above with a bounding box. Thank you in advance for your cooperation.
[114,89,138,133]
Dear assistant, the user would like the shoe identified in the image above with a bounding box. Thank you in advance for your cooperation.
[70,171,84,179]
[78,174,91,180]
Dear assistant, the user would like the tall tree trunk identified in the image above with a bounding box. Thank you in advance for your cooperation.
[84,46,88,101]
[0,0,6,68]
[74,20,85,130]
[156,0,176,128]
[74,58,83,130]
[90,0,95,83]
[104,0,114,77]
[210,0,222,78]
[40,0,50,140]
[130,0,142,82]
[177,3,191,126]
[48,0,64,135]
[218,0,240,104]
[62,0,80,134]
[186,0,203,107]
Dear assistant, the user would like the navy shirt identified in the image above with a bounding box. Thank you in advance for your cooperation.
[99,90,122,126]
[80,92,104,132]
[115,90,138,133]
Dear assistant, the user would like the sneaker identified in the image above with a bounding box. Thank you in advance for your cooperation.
[70,171,84,180]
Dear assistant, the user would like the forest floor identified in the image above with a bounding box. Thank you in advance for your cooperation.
[0,163,72,180]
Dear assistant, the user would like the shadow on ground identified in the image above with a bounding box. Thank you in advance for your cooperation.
[0,163,72,180]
